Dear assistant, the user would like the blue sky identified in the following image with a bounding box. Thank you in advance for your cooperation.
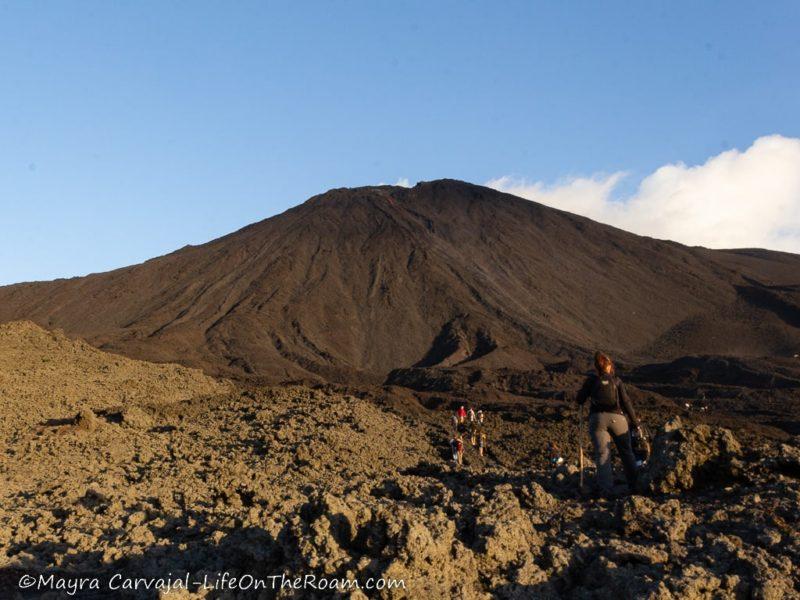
[1,1,799,284]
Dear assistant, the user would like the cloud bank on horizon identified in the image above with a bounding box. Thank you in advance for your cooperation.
[487,135,800,254]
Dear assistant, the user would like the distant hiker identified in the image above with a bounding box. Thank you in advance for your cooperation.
[477,409,487,444]
[576,351,641,496]
[471,408,486,445]
[478,431,486,457]
[450,434,464,465]
[450,436,460,462]
[547,442,564,467]
[457,405,467,422]
[698,391,709,413]
[451,410,469,438]
[468,406,476,422]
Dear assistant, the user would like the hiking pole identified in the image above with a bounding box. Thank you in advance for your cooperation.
[578,406,585,491]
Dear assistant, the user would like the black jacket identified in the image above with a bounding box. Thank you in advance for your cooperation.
[576,373,639,426]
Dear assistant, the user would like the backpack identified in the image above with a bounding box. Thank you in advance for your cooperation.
[590,374,622,413]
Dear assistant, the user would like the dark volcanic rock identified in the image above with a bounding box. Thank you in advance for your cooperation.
[775,443,800,478]
[644,416,744,493]
[473,484,543,568]
[617,495,696,543]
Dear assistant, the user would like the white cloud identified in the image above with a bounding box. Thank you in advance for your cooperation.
[486,172,627,220]
[378,177,412,188]
[487,135,800,253]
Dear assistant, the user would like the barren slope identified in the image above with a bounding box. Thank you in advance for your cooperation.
[1,180,799,382]
[0,321,231,436]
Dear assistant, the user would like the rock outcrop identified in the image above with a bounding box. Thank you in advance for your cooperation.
[644,416,744,493]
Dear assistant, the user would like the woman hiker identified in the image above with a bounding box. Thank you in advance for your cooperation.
[575,351,642,497]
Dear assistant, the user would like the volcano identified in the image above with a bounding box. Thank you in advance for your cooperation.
[1,179,799,382]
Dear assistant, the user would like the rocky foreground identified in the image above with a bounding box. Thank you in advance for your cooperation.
[0,323,799,599]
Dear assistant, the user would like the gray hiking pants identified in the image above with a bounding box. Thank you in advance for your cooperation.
[589,411,638,495]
